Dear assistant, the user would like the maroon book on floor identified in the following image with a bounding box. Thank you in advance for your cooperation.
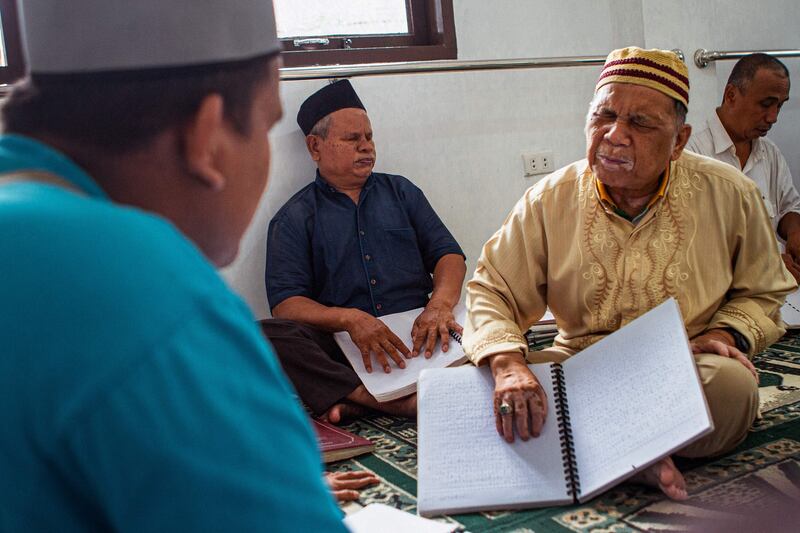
[311,419,375,463]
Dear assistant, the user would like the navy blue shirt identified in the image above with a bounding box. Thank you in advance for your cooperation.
[266,172,464,316]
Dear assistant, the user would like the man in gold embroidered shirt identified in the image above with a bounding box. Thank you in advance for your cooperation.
[464,47,796,500]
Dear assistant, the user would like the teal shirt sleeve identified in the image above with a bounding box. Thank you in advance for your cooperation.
[0,135,349,531]
[58,293,347,533]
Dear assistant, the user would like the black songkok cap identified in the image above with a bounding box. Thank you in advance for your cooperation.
[297,80,366,135]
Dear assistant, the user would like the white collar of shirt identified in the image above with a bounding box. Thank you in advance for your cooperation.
[707,111,764,174]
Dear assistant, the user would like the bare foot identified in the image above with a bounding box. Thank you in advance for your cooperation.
[321,402,368,424]
[375,393,417,418]
[346,385,418,418]
[631,457,688,500]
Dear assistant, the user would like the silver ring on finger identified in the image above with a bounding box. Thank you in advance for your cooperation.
[499,402,513,416]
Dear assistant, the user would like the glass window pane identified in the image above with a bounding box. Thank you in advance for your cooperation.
[274,0,409,38]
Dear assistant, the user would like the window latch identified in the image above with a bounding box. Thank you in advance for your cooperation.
[293,38,330,49]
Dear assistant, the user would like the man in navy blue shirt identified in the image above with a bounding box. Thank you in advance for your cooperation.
[264,80,466,423]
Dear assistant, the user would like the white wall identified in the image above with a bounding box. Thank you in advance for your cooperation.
[222,0,800,319]
[642,0,800,178]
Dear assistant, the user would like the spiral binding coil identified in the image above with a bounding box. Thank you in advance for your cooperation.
[449,329,462,344]
[551,363,580,501]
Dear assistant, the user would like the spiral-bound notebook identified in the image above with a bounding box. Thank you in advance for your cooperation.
[781,290,800,328]
[333,304,467,402]
[417,299,713,516]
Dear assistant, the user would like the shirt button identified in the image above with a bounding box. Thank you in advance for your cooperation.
[365,254,371,261]
[376,303,383,310]
[359,230,365,236]
[370,278,377,285]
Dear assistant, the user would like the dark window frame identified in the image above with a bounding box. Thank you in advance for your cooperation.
[0,0,24,85]
[280,0,456,68]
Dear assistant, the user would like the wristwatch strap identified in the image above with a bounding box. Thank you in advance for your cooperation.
[725,327,750,354]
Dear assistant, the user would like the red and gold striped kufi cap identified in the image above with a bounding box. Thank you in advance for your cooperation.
[596,47,689,108]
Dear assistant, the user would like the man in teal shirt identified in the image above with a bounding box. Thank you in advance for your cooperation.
[0,1,347,531]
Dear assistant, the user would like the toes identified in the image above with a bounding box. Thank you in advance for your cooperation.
[656,459,687,500]
[629,458,688,501]
[662,483,688,500]
[323,405,343,424]
[324,402,369,424]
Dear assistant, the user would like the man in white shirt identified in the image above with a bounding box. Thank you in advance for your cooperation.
[687,53,800,281]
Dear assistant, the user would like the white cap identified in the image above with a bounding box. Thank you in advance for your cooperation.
[18,0,280,74]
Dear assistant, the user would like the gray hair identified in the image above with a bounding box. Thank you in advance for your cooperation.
[309,115,332,139]
[674,100,687,127]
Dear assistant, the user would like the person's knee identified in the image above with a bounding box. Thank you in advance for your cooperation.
[259,318,308,337]
[707,356,759,411]
[680,354,758,458]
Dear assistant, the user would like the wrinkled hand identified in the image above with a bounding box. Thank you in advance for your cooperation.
[781,253,800,283]
[691,330,757,381]
[489,353,548,443]
[346,310,410,373]
[411,301,463,357]
[324,471,380,502]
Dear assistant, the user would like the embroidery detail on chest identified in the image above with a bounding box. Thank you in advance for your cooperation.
[648,171,703,302]
[578,170,700,332]
[579,176,621,331]
[641,200,688,307]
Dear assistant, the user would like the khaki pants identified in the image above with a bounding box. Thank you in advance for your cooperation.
[527,348,759,459]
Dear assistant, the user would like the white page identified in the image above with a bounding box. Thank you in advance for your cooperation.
[417,363,571,517]
[781,290,800,328]
[333,304,467,401]
[563,299,713,501]
[343,503,455,533]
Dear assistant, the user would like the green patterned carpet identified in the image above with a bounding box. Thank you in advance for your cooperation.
[329,333,800,532]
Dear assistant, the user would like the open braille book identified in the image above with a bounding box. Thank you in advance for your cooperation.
[417,298,713,517]
[780,290,800,328]
[333,304,467,402]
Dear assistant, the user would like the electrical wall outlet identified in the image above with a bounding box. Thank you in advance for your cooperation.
[522,151,554,177]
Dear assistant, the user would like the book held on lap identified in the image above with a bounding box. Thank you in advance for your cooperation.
[333,304,467,402]
[311,418,374,463]
[780,290,800,328]
[417,298,713,517]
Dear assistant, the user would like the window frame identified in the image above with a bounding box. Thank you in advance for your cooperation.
[0,0,24,85]
[279,0,456,68]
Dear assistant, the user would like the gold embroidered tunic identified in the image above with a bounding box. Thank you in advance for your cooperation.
[465,150,797,365]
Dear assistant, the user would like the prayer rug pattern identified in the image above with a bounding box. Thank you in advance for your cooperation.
[330,333,800,532]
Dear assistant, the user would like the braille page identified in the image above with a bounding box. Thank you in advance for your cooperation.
[343,503,456,533]
[417,363,572,517]
[563,299,713,502]
[780,290,800,328]
[333,304,467,402]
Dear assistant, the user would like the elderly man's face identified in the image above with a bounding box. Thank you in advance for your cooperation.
[586,83,690,193]
[723,68,789,143]
[308,108,376,185]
